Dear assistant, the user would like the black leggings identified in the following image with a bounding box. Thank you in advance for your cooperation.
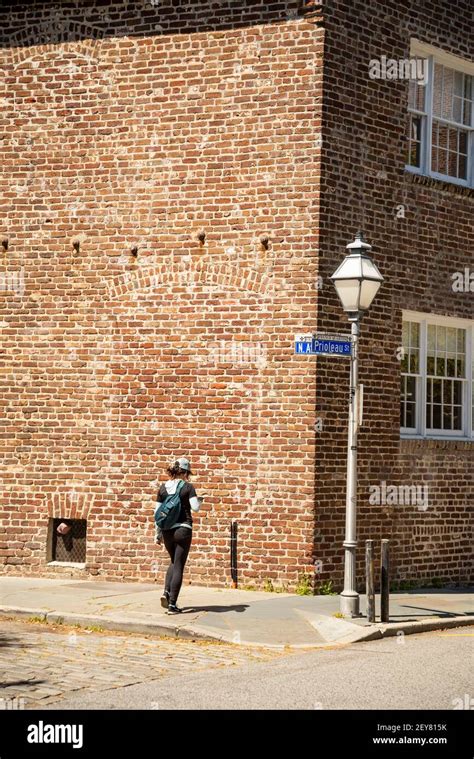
[162,527,192,604]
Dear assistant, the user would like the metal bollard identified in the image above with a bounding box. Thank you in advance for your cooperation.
[365,540,375,623]
[380,539,390,623]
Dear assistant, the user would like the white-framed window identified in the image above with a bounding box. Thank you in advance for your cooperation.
[406,41,474,188]
[401,312,474,440]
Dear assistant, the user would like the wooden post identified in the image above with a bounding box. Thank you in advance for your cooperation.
[365,540,375,623]
[381,539,390,623]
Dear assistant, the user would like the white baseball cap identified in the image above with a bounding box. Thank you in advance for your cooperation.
[175,457,192,472]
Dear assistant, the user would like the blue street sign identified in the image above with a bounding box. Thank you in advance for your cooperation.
[295,340,315,354]
[294,333,352,357]
[294,334,315,354]
[313,337,351,357]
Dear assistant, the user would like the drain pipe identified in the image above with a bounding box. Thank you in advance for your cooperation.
[230,520,238,588]
[380,539,390,623]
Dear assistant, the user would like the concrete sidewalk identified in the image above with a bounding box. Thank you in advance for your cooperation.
[0,577,472,649]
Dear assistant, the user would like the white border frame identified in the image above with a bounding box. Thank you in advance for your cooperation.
[401,311,474,441]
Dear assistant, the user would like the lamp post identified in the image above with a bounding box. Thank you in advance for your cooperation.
[330,232,384,617]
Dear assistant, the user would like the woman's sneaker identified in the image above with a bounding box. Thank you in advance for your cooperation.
[160,591,170,609]
[167,604,183,615]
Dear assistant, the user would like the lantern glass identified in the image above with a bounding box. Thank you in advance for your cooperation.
[332,278,362,313]
[359,278,382,310]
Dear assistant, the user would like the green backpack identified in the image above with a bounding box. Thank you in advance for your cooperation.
[154,480,185,531]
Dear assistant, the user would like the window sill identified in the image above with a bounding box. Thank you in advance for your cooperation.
[400,434,473,443]
[47,561,87,569]
[404,170,474,198]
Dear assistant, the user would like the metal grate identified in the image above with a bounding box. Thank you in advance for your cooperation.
[51,519,87,563]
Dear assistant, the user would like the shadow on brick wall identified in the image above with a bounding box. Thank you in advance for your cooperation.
[0,0,322,50]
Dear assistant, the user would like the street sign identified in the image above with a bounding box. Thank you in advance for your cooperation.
[295,333,352,357]
[313,333,352,357]
[294,334,315,354]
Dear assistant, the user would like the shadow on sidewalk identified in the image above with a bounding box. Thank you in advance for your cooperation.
[0,633,33,650]
[397,605,474,618]
[181,604,249,614]
[0,679,47,689]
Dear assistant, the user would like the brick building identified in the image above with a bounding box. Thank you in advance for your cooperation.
[0,1,472,591]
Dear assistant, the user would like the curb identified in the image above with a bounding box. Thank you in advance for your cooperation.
[0,606,217,643]
[374,615,474,638]
[0,605,472,648]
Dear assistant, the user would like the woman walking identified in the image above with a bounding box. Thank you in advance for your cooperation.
[156,457,200,615]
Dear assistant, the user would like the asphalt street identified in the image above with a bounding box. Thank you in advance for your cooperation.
[47,626,473,711]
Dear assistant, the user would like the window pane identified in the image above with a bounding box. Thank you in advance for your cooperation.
[400,378,405,427]
[433,64,443,116]
[403,376,417,429]
[443,380,452,405]
[437,326,447,351]
[408,80,417,110]
[464,75,472,101]
[462,100,471,126]
[436,356,446,376]
[442,67,455,120]
[407,115,422,167]
[453,381,463,405]
[447,151,458,177]
[456,355,465,377]
[432,404,441,428]
[411,321,420,347]
[454,71,464,97]
[406,403,416,428]
[428,325,436,351]
[453,96,463,122]
[426,400,432,428]
[402,321,409,346]
[409,350,419,373]
[446,354,456,377]
[433,379,442,403]
[416,81,426,110]
[443,406,453,430]
[406,376,417,401]
[437,147,447,175]
[453,406,462,430]
[447,327,457,351]
[408,71,426,111]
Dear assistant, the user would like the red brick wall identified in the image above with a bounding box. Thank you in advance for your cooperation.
[1,0,472,593]
[0,1,324,587]
[316,0,473,589]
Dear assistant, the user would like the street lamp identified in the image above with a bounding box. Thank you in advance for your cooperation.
[330,232,384,617]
